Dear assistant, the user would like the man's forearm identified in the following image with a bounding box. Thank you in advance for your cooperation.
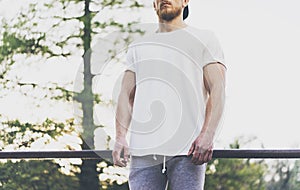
[115,92,133,140]
[200,85,225,138]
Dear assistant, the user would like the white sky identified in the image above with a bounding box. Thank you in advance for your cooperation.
[1,0,300,149]
[185,0,300,148]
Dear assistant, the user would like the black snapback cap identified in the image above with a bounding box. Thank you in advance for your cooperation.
[183,5,189,20]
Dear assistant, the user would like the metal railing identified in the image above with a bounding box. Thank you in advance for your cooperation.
[1,149,300,160]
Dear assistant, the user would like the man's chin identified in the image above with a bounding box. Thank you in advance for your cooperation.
[160,9,170,17]
[161,14,177,21]
[160,12,173,20]
[158,9,181,21]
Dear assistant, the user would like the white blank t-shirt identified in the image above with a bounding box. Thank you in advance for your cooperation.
[123,26,226,156]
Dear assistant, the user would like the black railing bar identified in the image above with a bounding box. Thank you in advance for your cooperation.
[1,149,300,159]
[0,150,111,159]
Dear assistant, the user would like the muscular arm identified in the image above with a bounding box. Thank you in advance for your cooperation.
[115,70,136,139]
[188,62,226,165]
[201,62,226,139]
[113,70,136,167]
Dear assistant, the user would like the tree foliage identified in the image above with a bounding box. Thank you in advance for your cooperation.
[0,118,81,189]
[266,160,300,190]
[0,0,145,189]
[205,158,266,190]
[205,140,267,190]
[0,160,79,190]
[0,118,78,150]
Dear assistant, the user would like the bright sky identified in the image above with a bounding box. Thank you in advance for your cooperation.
[1,0,300,149]
[186,0,300,148]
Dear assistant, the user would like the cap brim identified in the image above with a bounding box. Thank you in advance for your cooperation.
[183,5,189,20]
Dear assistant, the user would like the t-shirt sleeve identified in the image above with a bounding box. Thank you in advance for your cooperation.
[202,31,226,68]
[124,46,136,72]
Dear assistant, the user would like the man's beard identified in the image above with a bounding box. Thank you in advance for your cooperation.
[158,6,181,21]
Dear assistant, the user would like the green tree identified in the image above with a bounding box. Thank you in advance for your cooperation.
[0,0,144,189]
[0,119,80,189]
[205,139,267,190]
[0,160,79,190]
[266,160,300,190]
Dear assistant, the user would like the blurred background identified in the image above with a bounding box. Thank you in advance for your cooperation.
[1,0,300,189]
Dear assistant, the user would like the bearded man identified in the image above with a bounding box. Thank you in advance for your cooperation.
[113,1,227,189]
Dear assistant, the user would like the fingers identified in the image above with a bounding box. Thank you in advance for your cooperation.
[187,143,195,156]
[202,149,213,163]
[112,144,129,167]
[123,146,129,163]
[191,148,213,165]
[192,153,204,165]
[115,159,126,167]
[112,149,125,167]
[208,148,213,161]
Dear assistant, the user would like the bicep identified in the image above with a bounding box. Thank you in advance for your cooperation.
[203,63,226,93]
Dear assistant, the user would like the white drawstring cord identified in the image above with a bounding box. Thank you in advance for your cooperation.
[153,155,166,173]
[162,156,167,174]
[153,154,157,160]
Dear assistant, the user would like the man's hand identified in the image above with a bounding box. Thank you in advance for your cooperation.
[112,137,129,167]
[187,133,214,165]
[187,63,226,165]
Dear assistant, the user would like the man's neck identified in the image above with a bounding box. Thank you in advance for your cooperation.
[157,16,187,33]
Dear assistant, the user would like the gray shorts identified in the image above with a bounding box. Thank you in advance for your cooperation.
[129,155,206,190]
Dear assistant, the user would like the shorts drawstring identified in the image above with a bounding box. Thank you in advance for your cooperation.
[162,156,167,174]
[153,154,157,160]
[152,155,167,174]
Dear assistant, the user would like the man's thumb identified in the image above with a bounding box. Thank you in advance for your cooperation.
[188,143,195,156]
